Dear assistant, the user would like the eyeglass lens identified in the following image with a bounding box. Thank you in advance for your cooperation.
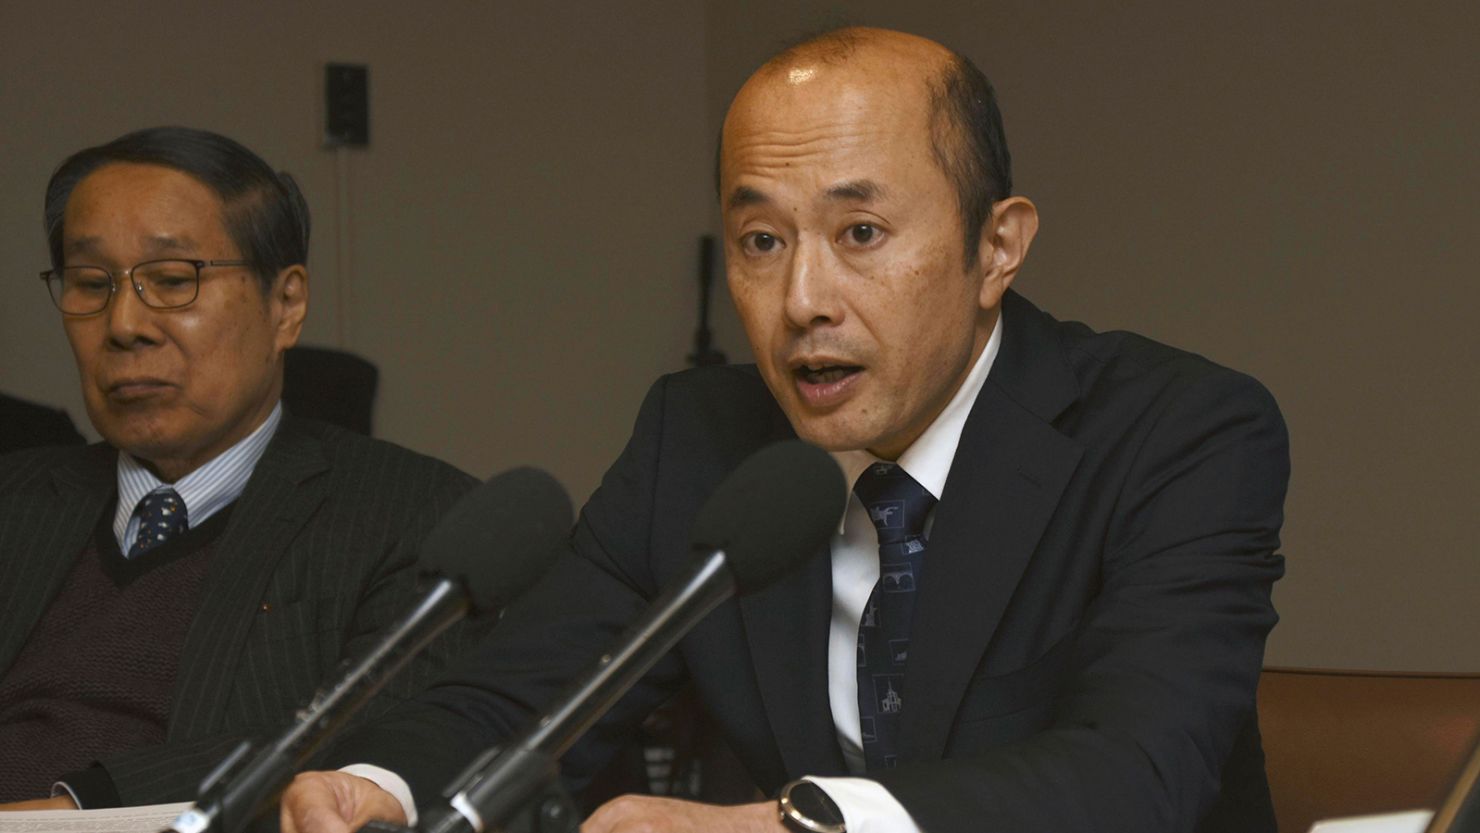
[47,260,200,313]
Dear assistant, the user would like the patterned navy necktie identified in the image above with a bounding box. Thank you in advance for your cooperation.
[128,487,188,559]
[853,461,936,770]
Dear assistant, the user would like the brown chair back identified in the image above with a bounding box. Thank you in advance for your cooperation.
[1259,667,1480,833]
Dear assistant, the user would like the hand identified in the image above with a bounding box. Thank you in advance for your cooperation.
[0,796,78,811]
[582,795,782,833]
[279,771,406,833]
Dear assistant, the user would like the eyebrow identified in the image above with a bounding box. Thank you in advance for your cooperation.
[727,185,770,210]
[825,179,887,203]
[726,180,889,211]
[62,236,102,257]
[62,234,198,259]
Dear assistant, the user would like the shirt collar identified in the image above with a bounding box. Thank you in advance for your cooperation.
[829,314,1003,531]
[113,402,284,548]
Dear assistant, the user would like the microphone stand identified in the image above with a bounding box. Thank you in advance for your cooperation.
[357,747,577,833]
[389,552,732,833]
[171,579,470,833]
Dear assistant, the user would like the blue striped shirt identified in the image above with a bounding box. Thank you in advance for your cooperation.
[113,403,284,555]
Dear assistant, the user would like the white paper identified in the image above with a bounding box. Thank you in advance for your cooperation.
[0,802,192,833]
[1308,809,1434,833]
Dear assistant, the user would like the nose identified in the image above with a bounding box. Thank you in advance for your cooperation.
[782,235,844,331]
[103,275,162,348]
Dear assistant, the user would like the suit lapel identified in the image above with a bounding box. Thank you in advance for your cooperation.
[730,396,850,778]
[740,544,848,777]
[168,419,330,737]
[0,447,115,669]
[900,291,1085,761]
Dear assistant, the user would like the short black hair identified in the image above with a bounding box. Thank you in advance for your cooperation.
[44,126,311,292]
[718,29,1013,266]
[927,51,1013,265]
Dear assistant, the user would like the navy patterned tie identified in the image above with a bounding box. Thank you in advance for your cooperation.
[128,487,188,559]
[853,462,936,770]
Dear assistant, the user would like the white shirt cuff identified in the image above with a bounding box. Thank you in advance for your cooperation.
[340,764,418,827]
[804,776,922,833]
[49,781,83,809]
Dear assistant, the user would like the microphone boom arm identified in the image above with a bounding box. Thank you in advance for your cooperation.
[433,551,733,833]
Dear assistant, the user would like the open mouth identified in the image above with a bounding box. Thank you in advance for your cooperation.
[795,364,862,384]
[791,362,865,407]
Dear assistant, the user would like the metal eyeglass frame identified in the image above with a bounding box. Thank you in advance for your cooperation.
[39,259,254,315]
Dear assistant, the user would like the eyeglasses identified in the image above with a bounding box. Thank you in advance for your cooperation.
[39,259,253,315]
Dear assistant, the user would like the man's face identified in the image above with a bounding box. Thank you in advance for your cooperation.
[720,52,1007,460]
[59,162,305,481]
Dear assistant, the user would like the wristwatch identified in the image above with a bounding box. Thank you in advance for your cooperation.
[778,779,846,833]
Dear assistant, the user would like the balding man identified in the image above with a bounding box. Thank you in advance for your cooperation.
[281,28,1288,833]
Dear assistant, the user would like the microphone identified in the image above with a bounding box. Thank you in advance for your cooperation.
[168,467,574,833]
[422,440,845,833]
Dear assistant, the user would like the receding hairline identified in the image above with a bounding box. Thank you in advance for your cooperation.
[719,27,1011,266]
[756,26,955,78]
[725,27,963,157]
[58,160,249,260]
[721,28,971,187]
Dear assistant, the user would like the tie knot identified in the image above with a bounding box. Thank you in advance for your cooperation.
[853,462,935,544]
[129,487,188,558]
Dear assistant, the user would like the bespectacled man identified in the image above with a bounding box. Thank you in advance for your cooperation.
[0,127,482,810]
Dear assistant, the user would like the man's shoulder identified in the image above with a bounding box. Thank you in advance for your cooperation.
[0,442,112,498]
[586,365,789,512]
[1067,322,1257,389]
[269,416,477,497]
[1008,292,1280,420]
[643,364,792,448]
[654,363,770,402]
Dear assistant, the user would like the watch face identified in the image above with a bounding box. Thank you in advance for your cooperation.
[789,782,844,827]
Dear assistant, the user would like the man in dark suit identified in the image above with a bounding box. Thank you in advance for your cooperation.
[0,127,478,809]
[282,27,1288,833]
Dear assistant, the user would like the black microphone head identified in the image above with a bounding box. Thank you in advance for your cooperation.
[690,440,845,593]
[419,466,574,613]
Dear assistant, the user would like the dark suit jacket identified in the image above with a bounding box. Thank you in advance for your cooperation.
[0,416,479,806]
[333,291,1289,833]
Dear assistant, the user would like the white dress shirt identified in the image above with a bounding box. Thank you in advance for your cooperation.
[807,315,1001,832]
[113,402,283,554]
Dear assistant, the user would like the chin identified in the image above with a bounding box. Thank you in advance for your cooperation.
[102,421,181,462]
[787,415,875,454]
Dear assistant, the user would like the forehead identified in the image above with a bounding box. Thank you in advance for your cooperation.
[720,61,942,205]
[63,162,229,255]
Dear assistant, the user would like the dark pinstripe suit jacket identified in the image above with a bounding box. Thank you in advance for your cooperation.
[0,416,478,806]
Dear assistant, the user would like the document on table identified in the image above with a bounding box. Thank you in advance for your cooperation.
[0,802,191,833]
[1308,809,1435,833]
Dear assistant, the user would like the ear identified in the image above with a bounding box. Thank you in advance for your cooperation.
[975,196,1039,312]
[269,265,309,353]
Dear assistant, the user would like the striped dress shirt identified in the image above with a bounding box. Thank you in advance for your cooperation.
[112,403,283,555]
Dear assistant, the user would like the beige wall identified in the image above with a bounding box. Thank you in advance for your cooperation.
[3,1,1476,671]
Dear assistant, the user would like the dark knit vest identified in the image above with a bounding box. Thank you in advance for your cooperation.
[0,504,230,801]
